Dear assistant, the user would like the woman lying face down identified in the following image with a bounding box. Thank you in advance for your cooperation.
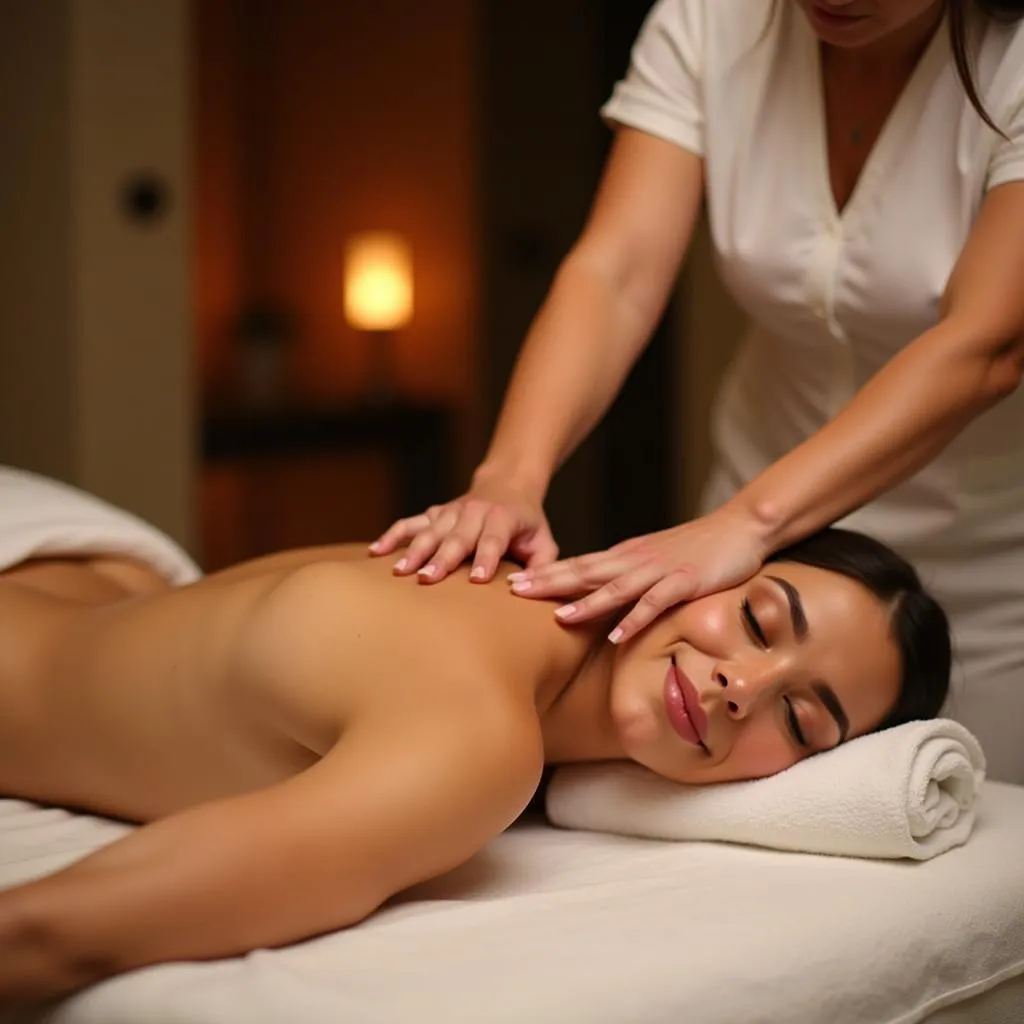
[0,526,949,1005]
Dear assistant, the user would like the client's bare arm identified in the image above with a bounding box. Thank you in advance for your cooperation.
[0,709,542,1005]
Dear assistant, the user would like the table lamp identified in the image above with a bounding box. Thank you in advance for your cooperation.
[344,231,413,406]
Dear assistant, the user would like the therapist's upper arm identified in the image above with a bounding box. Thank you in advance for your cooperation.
[572,127,705,328]
[942,180,1024,375]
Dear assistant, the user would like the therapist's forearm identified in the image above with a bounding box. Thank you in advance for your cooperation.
[474,251,662,501]
[726,318,1024,553]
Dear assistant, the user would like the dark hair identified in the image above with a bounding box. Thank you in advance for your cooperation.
[949,1,1024,135]
[765,527,951,733]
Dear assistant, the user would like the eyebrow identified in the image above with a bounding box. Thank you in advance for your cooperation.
[764,574,849,746]
[765,575,809,641]
[813,682,850,746]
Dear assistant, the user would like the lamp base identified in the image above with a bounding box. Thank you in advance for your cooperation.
[363,328,398,407]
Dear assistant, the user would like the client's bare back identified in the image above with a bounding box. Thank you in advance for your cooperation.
[0,543,564,821]
[0,544,395,818]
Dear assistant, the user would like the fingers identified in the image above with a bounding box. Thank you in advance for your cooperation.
[373,498,551,585]
[510,550,698,643]
[510,550,631,600]
[420,503,494,581]
[608,535,644,555]
[393,506,462,576]
[604,572,698,644]
[520,531,559,570]
[398,501,520,584]
[553,569,697,639]
[546,561,666,627]
[369,514,433,556]
[469,512,516,582]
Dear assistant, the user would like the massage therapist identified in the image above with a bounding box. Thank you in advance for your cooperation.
[372,1,1024,782]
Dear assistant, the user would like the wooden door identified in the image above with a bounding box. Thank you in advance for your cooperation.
[0,0,193,547]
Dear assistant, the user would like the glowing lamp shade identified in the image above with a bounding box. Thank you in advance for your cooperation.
[343,232,413,332]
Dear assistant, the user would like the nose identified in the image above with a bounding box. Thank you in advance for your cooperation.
[712,658,784,720]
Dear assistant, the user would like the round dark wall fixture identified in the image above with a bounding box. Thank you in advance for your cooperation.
[120,172,173,225]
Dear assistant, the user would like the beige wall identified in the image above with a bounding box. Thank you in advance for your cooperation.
[0,0,193,547]
[676,214,749,520]
[0,4,77,479]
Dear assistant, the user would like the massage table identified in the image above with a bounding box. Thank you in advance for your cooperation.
[0,467,1020,1020]
[2,782,1023,1024]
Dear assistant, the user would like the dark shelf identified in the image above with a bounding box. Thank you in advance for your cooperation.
[200,401,454,517]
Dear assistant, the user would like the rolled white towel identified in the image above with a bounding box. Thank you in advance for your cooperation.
[0,466,200,585]
[546,719,986,861]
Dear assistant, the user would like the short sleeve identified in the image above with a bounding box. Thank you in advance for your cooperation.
[987,86,1024,190]
[600,0,705,157]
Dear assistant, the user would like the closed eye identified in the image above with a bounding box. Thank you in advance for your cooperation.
[741,599,768,648]
[784,696,808,748]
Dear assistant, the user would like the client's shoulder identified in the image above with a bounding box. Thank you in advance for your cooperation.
[228,554,547,730]
[355,693,547,822]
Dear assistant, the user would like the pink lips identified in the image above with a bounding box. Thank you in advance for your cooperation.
[664,658,709,750]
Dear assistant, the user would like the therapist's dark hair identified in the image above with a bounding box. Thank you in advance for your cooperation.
[950,1,1024,137]
[766,528,951,733]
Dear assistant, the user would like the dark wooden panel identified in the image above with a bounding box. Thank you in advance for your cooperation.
[477,0,675,557]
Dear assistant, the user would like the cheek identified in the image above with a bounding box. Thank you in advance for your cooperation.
[609,669,661,747]
[718,722,798,782]
[675,599,733,653]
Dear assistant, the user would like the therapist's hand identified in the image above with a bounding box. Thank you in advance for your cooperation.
[368,479,559,583]
[508,508,768,644]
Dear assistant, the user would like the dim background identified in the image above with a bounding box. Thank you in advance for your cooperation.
[0,0,746,571]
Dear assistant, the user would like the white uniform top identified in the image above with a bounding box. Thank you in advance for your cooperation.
[602,0,1024,781]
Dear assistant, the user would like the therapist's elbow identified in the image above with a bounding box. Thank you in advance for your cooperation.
[979,333,1024,405]
[941,313,1024,408]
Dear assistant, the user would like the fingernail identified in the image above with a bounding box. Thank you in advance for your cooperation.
[608,627,624,644]
[511,580,533,594]
[418,565,437,578]
[394,559,408,573]
[470,567,486,581]
[507,572,526,582]
[368,541,382,553]
[555,604,577,620]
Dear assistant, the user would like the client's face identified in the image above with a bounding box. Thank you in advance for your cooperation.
[608,562,901,784]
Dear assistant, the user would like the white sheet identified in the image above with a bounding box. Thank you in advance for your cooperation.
[0,466,200,584]
[2,783,1024,1024]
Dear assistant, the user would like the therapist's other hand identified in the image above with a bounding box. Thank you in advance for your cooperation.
[508,509,767,644]
[368,480,558,584]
